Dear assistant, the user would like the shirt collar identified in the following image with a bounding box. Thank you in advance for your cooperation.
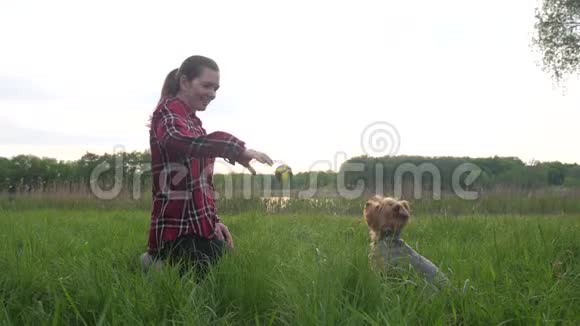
[172,96,198,119]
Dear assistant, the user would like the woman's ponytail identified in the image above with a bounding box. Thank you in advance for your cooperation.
[160,68,180,99]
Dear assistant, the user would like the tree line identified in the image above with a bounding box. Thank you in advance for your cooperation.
[1,151,579,198]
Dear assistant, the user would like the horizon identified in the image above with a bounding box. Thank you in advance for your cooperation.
[2,150,577,176]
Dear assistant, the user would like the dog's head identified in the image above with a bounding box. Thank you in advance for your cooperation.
[364,195,411,239]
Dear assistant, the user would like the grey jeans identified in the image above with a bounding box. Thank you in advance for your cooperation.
[376,236,449,287]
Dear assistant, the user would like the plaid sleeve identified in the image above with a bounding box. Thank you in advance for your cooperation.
[155,103,246,163]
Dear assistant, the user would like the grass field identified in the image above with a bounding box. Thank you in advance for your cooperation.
[0,206,579,325]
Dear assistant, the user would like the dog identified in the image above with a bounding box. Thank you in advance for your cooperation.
[364,195,449,287]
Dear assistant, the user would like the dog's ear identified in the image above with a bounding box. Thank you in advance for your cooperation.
[400,200,410,213]
[364,196,383,213]
[395,200,411,220]
[364,200,379,214]
[364,197,382,227]
[386,200,410,232]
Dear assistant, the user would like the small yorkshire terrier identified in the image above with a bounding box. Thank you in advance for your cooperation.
[364,195,449,287]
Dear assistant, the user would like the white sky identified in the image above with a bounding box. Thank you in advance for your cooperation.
[1,0,579,174]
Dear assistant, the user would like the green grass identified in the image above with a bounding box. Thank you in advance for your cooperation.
[0,207,579,325]
[3,193,580,215]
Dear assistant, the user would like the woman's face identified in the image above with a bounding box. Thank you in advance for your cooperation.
[179,67,220,111]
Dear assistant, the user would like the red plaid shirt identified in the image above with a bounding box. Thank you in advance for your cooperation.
[147,96,247,255]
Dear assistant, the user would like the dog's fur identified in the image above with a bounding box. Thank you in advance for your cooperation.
[364,195,410,242]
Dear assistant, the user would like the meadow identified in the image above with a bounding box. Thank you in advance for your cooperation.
[0,198,579,325]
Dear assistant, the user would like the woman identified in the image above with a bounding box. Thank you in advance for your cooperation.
[140,55,273,278]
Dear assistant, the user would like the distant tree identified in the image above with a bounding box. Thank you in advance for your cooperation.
[543,161,567,185]
[533,0,580,84]
[564,165,580,186]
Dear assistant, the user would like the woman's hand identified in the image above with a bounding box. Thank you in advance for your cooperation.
[216,222,234,249]
[238,149,274,175]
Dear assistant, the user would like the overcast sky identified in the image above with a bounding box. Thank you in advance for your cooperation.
[1,0,579,174]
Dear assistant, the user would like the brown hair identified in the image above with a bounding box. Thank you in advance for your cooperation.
[160,55,220,99]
